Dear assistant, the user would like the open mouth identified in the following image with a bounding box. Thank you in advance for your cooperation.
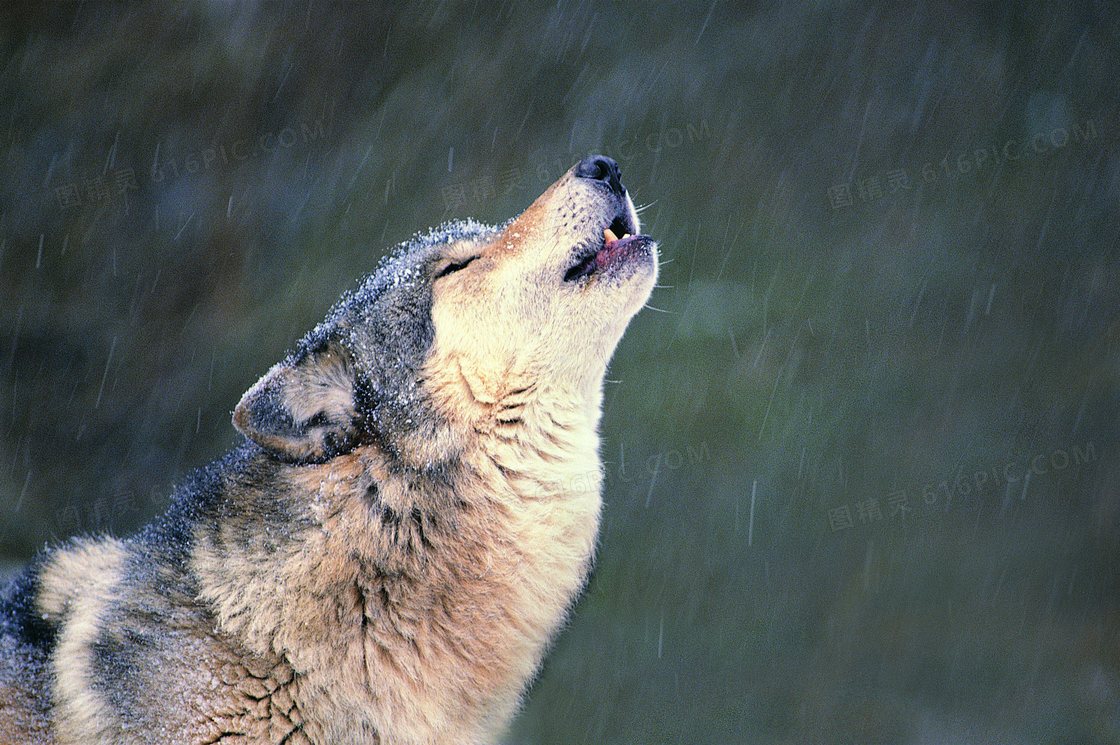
[564,214,652,282]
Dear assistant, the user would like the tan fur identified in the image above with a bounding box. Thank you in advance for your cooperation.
[36,540,130,744]
[193,436,600,744]
[0,156,656,744]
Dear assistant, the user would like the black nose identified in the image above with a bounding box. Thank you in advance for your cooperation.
[575,155,625,196]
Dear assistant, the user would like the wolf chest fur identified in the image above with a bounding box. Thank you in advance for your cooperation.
[0,155,657,744]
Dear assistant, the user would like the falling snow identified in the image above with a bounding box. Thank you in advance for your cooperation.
[0,3,1117,744]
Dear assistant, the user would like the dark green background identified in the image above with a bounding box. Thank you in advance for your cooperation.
[2,2,1117,742]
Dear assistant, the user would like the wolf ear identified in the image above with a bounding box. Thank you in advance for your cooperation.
[233,344,362,463]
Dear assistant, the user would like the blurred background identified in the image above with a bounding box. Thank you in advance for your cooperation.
[1,1,1117,742]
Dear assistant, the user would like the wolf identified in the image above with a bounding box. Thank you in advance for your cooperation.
[0,155,657,744]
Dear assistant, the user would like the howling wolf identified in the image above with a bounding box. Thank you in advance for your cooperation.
[0,155,658,744]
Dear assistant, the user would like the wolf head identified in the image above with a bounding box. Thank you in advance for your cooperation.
[233,155,658,465]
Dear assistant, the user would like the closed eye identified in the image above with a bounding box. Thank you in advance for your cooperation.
[435,256,479,278]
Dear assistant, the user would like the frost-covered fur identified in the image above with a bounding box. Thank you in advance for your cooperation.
[0,156,657,745]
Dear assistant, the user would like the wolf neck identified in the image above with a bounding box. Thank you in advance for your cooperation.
[478,380,604,501]
[413,348,609,497]
[192,379,605,741]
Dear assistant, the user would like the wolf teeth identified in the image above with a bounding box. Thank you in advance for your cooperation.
[603,228,632,244]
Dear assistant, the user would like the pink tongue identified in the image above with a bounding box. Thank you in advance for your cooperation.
[598,234,639,267]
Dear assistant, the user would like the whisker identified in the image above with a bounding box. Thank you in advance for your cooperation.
[642,303,671,313]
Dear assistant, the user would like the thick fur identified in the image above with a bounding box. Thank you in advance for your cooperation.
[0,156,657,744]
